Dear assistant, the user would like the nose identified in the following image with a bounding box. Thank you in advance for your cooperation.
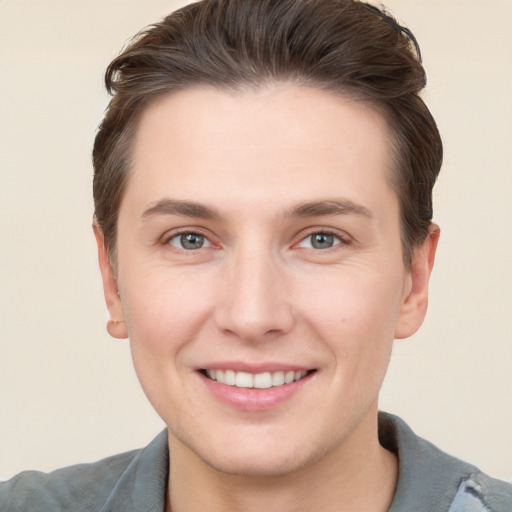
[214,246,295,342]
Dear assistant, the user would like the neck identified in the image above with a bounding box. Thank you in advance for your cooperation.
[166,411,397,512]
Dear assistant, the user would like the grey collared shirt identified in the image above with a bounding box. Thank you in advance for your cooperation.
[1,413,511,511]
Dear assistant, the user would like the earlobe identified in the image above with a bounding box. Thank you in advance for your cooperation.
[93,222,128,339]
[394,224,440,339]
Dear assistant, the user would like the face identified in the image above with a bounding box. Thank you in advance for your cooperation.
[97,85,437,477]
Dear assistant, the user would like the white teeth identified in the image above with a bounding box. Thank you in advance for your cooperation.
[284,371,295,384]
[224,370,236,385]
[235,371,253,388]
[253,372,272,389]
[272,371,285,386]
[205,369,309,388]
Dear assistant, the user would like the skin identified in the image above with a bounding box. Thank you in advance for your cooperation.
[95,85,439,512]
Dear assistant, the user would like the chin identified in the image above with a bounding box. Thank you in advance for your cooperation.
[200,449,311,478]
[177,427,331,478]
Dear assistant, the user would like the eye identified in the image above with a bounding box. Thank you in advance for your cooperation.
[168,232,211,250]
[297,231,343,250]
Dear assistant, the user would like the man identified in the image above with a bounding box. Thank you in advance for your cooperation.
[1,0,511,510]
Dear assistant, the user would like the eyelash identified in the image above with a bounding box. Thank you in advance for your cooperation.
[163,228,350,252]
[164,230,213,251]
[294,229,351,251]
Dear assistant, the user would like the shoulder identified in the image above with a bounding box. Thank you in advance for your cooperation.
[379,412,512,512]
[449,474,512,512]
[0,430,169,512]
[0,449,139,512]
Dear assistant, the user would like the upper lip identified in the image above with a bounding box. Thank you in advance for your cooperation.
[197,362,314,373]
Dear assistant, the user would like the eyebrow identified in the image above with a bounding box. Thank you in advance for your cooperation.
[140,197,372,221]
[284,199,373,219]
[141,199,220,220]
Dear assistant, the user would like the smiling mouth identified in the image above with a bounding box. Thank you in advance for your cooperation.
[201,369,315,389]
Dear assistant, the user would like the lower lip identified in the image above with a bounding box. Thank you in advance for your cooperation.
[200,372,313,411]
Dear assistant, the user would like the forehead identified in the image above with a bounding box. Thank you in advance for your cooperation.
[124,85,396,218]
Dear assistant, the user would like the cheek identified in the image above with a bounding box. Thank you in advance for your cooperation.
[297,268,403,374]
[118,269,218,421]
[301,267,402,332]
[119,268,216,363]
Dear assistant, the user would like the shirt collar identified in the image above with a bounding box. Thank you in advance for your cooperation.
[98,413,479,512]
[379,412,478,512]
[100,430,169,512]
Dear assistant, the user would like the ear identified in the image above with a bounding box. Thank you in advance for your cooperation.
[93,222,128,339]
[394,224,440,339]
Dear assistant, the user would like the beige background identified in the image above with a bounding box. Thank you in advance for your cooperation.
[0,0,511,481]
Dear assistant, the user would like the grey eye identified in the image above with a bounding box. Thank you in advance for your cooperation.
[170,232,210,250]
[310,233,335,249]
[297,232,341,250]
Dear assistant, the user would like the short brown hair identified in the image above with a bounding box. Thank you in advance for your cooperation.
[93,0,442,265]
